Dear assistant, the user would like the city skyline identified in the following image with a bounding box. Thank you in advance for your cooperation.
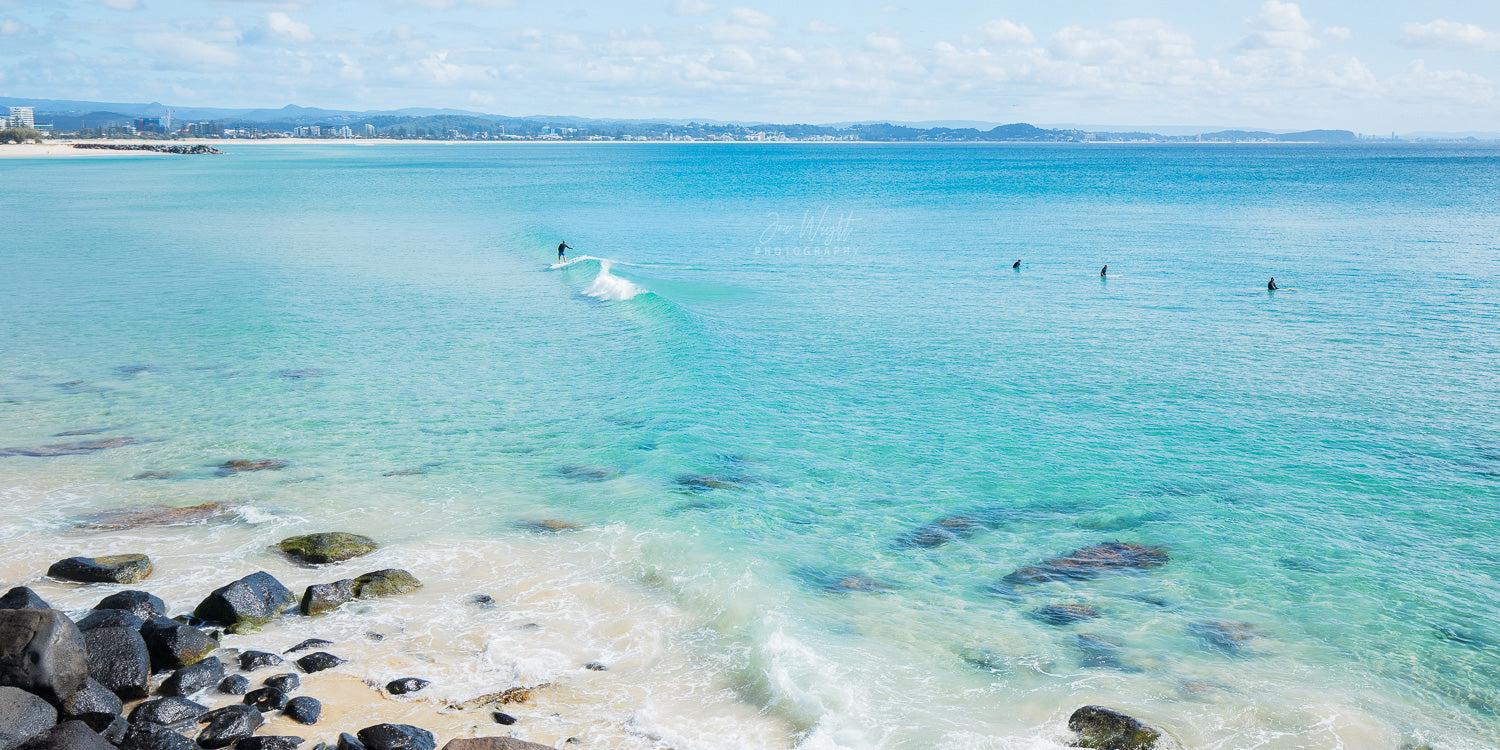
[2,1,1499,132]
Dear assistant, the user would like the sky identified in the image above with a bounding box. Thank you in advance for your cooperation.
[2,0,1499,131]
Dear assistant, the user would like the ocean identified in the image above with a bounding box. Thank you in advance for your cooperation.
[1,141,1498,749]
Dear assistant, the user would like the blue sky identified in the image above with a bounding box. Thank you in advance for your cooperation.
[2,0,1498,130]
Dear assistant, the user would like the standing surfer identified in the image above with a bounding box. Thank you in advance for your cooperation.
[557,241,572,263]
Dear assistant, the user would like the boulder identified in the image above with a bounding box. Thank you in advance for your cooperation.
[61,678,123,717]
[336,734,367,750]
[82,626,150,699]
[196,704,263,748]
[239,651,284,671]
[442,740,555,750]
[140,618,217,670]
[351,570,421,599]
[356,725,435,750]
[128,696,207,727]
[0,609,89,703]
[217,460,288,476]
[76,502,237,531]
[73,712,128,744]
[276,533,378,565]
[490,712,516,726]
[1067,705,1163,749]
[161,656,224,697]
[1029,604,1103,627]
[217,675,250,695]
[47,555,153,585]
[895,515,982,548]
[0,685,57,750]
[294,652,345,674]
[300,581,356,617]
[119,722,200,750]
[0,588,50,611]
[237,738,304,750]
[76,609,145,632]
[282,696,320,725]
[264,673,299,692]
[1004,542,1169,585]
[194,573,297,633]
[385,677,428,695]
[94,590,167,620]
[283,639,332,654]
[244,687,288,712]
[13,720,113,750]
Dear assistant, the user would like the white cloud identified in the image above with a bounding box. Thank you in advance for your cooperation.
[1325,26,1352,41]
[976,19,1034,46]
[1401,20,1500,52]
[1237,0,1321,52]
[727,8,775,28]
[865,32,902,55]
[135,33,238,69]
[708,22,771,43]
[805,20,840,35]
[267,12,313,42]
[101,0,140,10]
[668,0,714,16]
[1,17,32,35]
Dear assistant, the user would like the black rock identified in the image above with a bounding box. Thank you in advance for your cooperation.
[491,711,517,725]
[1030,604,1103,627]
[161,656,224,697]
[294,652,345,674]
[283,639,333,655]
[236,738,305,750]
[239,651,283,671]
[14,719,113,750]
[140,618,217,671]
[119,721,200,750]
[1067,705,1163,749]
[350,570,422,599]
[13,719,114,750]
[335,734,366,750]
[583,662,607,671]
[83,626,151,699]
[76,609,145,632]
[264,673,299,693]
[94,590,167,620]
[193,573,297,634]
[244,686,288,712]
[62,677,124,717]
[385,677,428,695]
[896,514,982,548]
[468,595,495,609]
[0,609,90,703]
[300,581,355,617]
[47,555,153,584]
[0,587,50,611]
[74,711,129,744]
[0,685,58,749]
[217,675,250,695]
[355,724,435,750]
[196,704,263,748]
[282,696,320,725]
[128,696,207,727]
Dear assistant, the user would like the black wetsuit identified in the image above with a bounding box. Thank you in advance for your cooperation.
[1013,260,1021,269]
[558,242,571,259]
[1268,279,1278,290]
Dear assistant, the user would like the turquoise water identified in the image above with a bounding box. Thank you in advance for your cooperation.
[2,142,1499,748]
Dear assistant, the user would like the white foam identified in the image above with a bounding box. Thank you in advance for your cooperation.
[583,260,648,301]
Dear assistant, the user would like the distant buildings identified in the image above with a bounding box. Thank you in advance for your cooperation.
[6,106,34,129]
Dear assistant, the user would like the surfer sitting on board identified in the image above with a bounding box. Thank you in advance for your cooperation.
[1013,260,1021,269]
[1267,277,1278,290]
[557,241,572,263]
[1100,264,1108,277]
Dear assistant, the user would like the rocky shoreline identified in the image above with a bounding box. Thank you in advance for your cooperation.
[69,144,223,155]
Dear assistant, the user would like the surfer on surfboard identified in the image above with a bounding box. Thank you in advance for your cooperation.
[1267,277,1279,290]
[1100,264,1108,277]
[557,241,572,263]
[1013,260,1021,270]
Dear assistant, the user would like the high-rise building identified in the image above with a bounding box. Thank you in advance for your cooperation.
[7,106,34,129]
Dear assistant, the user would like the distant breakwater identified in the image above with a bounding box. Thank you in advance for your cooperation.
[71,143,223,155]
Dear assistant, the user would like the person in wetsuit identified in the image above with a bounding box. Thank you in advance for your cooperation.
[1268,277,1279,290]
[1100,264,1108,277]
[557,241,572,262]
[1013,260,1021,269]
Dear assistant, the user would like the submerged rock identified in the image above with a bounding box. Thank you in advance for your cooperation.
[0,609,90,703]
[48,554,153,584]
[75,502,237,531]
[196,704,263,748]
[194,572,297,633]
[1074,633,1141,673]
[94,590,167,620]
[515,520,581,533]
[357,724,435,750]
[81,626,150,699]
[0,437,143,457]
[277,533,378,565]
[674,474,744,491]
[352,570,422,599]
[1188,620,1263,656]
[1029,604,1102,626]
[555,465,619,482]
[274,369,329,380]
[895,515,982,548]
[1067,705,1163,749]
[1004,542,1169,585]
[0,685,58,749]
[0,587,51,611]
[442,740,555,750]
[140,618,217,670]
[129,470,176,480]
[382,468,426,477]
[217,459,290,475]
[294,652,345,674]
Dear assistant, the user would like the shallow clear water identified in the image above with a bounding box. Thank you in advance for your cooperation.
[2,142,1499,749]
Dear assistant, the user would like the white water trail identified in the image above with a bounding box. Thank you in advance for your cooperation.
[583,260,648,301]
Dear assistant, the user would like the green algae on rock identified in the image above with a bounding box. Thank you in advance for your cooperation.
[276,532,378,565]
